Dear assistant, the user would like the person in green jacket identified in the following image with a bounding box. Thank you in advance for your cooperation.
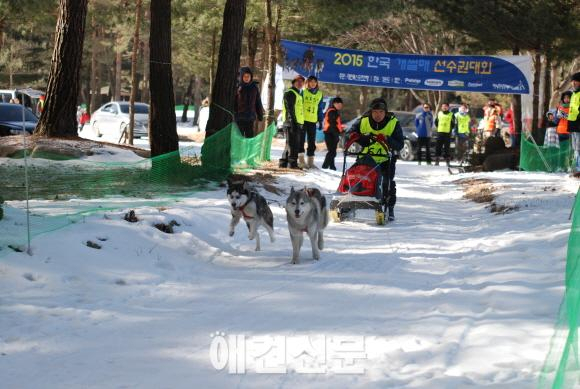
[300,75,325,168]
[434,102,457,166]
[568,72,580,177]
[453,103,471,164]
[279,75,305,169]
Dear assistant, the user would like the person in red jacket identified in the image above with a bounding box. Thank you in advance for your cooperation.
[321,97,344,170]
[504,105,516,148]
[556,91,572,142]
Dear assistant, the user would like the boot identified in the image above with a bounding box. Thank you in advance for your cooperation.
[298,153,306,168]
[388,206,395,222]
[307,156,315,169]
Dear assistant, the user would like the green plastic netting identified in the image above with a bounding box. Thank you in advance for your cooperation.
[539,189,580,388]
[520,136,572,173]
[0,122,276,253]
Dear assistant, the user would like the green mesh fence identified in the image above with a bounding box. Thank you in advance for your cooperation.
[520,136,572,173]
[0,122,276,254]
[539,189,580,388]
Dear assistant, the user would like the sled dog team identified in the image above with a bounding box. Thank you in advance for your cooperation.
[227,179,328,264]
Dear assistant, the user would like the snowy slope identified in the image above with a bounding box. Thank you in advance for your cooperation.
[0,156,577,389]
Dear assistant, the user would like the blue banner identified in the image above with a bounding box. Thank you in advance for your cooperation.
[281,40,531,95]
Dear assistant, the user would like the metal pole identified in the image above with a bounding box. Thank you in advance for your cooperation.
[19,92,32,255]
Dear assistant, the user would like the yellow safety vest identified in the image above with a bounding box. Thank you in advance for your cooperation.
[437,111,453,133]
[455,113,470,134]
[282,89,304,125]
[359,116,397,163]
[302,89,322,123]
[569,91,580,122]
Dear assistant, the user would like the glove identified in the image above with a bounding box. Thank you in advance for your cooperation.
[375,134,386,143]
[349,132,361,142]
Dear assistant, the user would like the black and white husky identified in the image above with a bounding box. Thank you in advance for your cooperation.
[285,187,329,264]
[227,179,275,251]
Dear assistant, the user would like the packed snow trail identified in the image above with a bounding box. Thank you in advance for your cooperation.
[0,156,577,388]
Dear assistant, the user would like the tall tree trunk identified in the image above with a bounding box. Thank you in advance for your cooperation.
[35,0,88,137]
[209,27,217,102]
[193,74,202,125]
[114,37,122,101]
[205,0,247,138]
[264,0,280,128]
[542,52,552,123]
[511,46,522,140]
[181,75,194,123]
[141,7,150,104]
[149,0,178,157]
[128,0,143,145]
[247,26,258,69]
[89,17,100,114]
[531,50,542,139]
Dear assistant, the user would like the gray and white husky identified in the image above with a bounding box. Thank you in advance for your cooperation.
[285,187,329,264]
[227,179,275,251]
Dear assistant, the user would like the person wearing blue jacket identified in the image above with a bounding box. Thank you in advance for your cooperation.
[414,103,433,165]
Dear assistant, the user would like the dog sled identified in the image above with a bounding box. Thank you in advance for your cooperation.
[329,134,394,225]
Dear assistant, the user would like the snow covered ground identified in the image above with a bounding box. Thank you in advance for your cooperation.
[0,151,578,388]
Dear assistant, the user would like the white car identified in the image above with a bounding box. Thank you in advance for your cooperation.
[90,102,149,139]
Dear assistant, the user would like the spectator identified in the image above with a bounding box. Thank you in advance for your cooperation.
[504,105,517,148]
[279,75,305,169]
[234,67,264,138]
[300,75,324,168]
[414,103,433,165]
[454,103,471,163]
[321,97,344,170]
[485,105,501,138]
[37,95,45,114]
[434,102,456,166]
[568,72,580,177]
[557,91,572,142]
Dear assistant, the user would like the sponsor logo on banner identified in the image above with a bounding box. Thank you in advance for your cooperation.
[467,82,483,88]
[404,78,421,85]
[424,79,444,87]
[448,80,465,87]
[492,81,526,91]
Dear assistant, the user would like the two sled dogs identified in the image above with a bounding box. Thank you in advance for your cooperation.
[227,179,328,264]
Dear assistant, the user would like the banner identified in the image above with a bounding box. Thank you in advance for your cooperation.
[281,40,532,95]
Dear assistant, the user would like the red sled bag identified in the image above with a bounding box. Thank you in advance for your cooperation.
[338,163,382,197]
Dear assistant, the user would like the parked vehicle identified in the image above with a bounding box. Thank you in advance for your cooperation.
[0,103,38,136]
[89,102,149,139]
[0,88,45,116]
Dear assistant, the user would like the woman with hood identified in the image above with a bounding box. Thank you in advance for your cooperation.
[234,67,264,138]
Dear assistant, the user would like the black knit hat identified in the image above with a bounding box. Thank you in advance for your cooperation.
[331,96,343,105]
[369,97,387,111]
[307,75,318,82]
[572,72,580,82]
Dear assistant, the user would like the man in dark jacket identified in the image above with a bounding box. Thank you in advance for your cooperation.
[234,67,264,138]
[349,98,404,221]
[279,75,305,169]
[414,103,433,165]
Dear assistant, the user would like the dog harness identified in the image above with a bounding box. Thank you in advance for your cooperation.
[238,198,254,220]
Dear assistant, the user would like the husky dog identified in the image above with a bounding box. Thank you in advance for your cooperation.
[227,179,275,251]
[285,187,329,264]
